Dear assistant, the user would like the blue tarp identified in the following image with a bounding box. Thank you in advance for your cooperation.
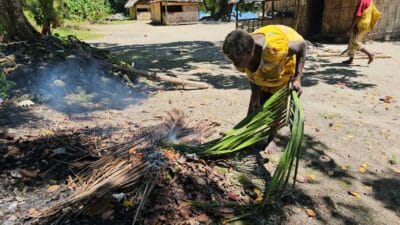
[199,11,258,20]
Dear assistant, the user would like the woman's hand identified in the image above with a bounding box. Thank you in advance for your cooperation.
[292,77,302,96]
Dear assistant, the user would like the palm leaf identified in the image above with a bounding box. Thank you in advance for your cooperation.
[174,86,304,210]
[171,85,291,155]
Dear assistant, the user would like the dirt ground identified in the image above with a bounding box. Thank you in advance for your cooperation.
[1,20,400,224]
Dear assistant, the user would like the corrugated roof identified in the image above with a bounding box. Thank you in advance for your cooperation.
[125,0,152,8]
[125,0,139,8]
[229,0,265,3]
[150,0,203,3]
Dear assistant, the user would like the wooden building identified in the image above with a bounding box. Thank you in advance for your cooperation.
[150,0,202,25]
[236,0,400,40]
[320,0,400,40]
[125,0,151,20]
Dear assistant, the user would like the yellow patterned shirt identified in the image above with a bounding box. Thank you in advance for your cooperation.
[244,25,304,93]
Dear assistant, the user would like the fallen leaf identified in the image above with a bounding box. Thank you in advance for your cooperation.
[348,191,361,198]
[179,206,190,220]
[305,208,316,217]
[164,149,178,161]
[27,208,40,218]
[359,163,367,173]
[254,188,263,203]
[228,191,240,201]
[158,215,167,221]
[47,185,59,192]
[335,82,347,88]
[128,147,136,155]
[123,199,134,208]
[379,96,394,103]
[309,174,316,181]
[195,213,209,222]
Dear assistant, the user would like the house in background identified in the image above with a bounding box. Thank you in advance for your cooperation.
[150,0,203,25]
[125,0,152,20]
[236,0,400,41]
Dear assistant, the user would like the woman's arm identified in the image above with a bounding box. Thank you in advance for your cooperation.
[288,41,306,96]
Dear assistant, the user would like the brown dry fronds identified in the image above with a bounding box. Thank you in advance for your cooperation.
[30,109,215,224]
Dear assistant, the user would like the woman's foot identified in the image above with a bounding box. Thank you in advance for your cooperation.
[264,139,278,154]
[342,58,354,64]
[368,54,374,64]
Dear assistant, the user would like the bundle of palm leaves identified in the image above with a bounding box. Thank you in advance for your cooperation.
[173,85,304,209]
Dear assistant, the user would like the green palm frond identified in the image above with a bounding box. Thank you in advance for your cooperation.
[174,86,304,210]
[261,90,304,209]
[172,85,291,155]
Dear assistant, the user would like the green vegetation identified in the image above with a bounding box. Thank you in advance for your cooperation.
[24,10,102,40]
[60,0,111,21]
[0,72,16,99]
[174,86,305,213]
[52,27,102,40]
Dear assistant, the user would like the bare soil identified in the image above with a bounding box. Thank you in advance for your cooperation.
[1,20,399,225]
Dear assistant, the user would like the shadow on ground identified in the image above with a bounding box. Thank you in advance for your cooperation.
[303,57,376,90]
[270,133,379,224]
[91,41,251,90]
[363,175,400,216]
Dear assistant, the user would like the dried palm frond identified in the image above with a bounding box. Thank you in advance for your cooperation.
[30,110,214,224]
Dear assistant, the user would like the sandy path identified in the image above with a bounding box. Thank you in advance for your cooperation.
[1,20,399,224]
[88,21,400,224]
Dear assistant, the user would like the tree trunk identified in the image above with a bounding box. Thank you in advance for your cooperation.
[39,0,58,36]
[0,0,40,42]
[212,0,230,21]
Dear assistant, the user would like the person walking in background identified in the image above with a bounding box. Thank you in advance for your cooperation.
[342,0,381,65]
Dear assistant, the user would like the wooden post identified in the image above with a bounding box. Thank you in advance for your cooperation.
[272,0,275,17]
[235,2,239,28]
[160,2,163,24]
[164,1,168,25]
[262,0,266,19]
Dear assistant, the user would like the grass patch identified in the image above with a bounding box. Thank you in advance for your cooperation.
[24,10,103,41]
[53,28,103,40]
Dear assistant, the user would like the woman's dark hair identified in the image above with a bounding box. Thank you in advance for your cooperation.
[222,29,254,59]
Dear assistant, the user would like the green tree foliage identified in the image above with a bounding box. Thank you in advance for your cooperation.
[201,0,261,21]
[108,0,127,13]
[0,72,16,99]
[24,0,111,22]
[62,0,111,21]
[237,0,261,13]
[25,0,59,35]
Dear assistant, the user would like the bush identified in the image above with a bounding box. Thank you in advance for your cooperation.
[0,72,16,99]
[62,0,111,21]
[24,0,111,23]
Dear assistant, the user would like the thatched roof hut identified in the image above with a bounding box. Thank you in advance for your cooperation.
[149,0,203,25]
[125,0,151,20]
